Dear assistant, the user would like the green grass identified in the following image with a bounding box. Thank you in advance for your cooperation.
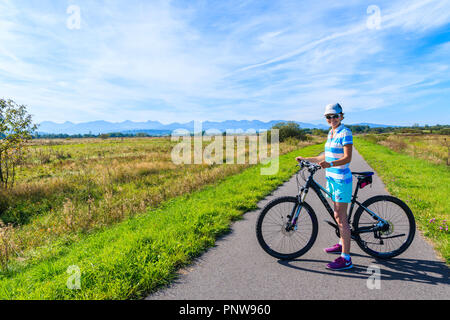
[0,143,324,299]
[362,133,448,165]
[354,137,449,264]
[3,136,315,261]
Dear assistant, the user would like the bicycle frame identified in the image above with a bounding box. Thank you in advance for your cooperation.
[290,170,388,236]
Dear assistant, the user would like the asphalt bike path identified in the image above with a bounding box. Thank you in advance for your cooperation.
[147,148,450,300]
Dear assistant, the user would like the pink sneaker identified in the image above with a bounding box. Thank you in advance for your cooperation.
[326,256,353,270]
[324,243,342,254]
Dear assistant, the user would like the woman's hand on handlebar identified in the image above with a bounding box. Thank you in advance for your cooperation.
[295,157,323,171]
[319,160,331,169]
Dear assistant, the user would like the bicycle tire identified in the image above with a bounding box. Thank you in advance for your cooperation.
[256,196,318,260]
[352,195,415,259]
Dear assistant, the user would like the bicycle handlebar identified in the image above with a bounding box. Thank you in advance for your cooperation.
[296,159,322,172]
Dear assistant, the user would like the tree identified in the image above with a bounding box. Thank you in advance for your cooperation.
[270,122,307,142]
[437,128,450,135]
[0,99,37,189]
[136,132,149,137]
[311,128,327,136]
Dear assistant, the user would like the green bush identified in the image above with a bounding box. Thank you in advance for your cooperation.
[437,128,450,135]
[362,134,387,144]
[270,122,307,142]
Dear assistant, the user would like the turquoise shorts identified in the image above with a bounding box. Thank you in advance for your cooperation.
[326,178,353,203]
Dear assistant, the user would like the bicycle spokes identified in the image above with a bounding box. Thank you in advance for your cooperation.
[256,197,318,260]
[353,197,415,258]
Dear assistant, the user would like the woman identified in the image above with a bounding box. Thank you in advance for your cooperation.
[296,103,354,270]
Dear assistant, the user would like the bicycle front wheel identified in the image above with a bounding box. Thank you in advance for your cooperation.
[353,195,416,259]
[256,196,318,260]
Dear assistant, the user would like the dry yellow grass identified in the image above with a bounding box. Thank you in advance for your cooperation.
[365,133,449,166]
[0,135,323,268]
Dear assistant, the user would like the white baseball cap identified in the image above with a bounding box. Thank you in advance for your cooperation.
[324,103,343,115]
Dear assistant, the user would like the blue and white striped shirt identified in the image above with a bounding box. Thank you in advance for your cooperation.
[325,124,353,184]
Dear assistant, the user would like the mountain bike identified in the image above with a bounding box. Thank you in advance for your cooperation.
[256,160,416,260]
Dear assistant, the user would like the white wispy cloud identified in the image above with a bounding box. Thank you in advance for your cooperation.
[0,0,449,125]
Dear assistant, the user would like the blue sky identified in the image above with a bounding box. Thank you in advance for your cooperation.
[0,0,449,126]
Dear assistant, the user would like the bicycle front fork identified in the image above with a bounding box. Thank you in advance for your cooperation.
[286,187,308,231]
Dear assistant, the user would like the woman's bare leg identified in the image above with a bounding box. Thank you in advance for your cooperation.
[334,202,350,254]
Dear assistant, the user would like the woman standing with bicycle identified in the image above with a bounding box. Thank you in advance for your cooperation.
[256,103,415,264]
[296,103,354,270]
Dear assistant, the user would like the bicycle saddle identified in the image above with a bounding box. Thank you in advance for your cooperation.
[351,171,374,178]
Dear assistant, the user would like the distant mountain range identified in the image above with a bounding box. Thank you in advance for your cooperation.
[36,120,396,135]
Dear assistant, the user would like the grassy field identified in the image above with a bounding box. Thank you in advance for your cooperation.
[1,136,322,268]
[362,133,449,166]
[0,139,325,299]
[354,136,449,264]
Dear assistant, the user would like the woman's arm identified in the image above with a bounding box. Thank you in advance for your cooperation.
[319,144,353,168]
[296,153,325,164]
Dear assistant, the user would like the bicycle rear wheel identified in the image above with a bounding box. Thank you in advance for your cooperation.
[353,195,415,259]
[256,196,318,260]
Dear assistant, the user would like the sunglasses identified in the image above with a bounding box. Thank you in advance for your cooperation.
[325,114,340,120]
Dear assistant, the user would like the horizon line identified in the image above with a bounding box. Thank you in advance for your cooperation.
[36,119,450,127]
